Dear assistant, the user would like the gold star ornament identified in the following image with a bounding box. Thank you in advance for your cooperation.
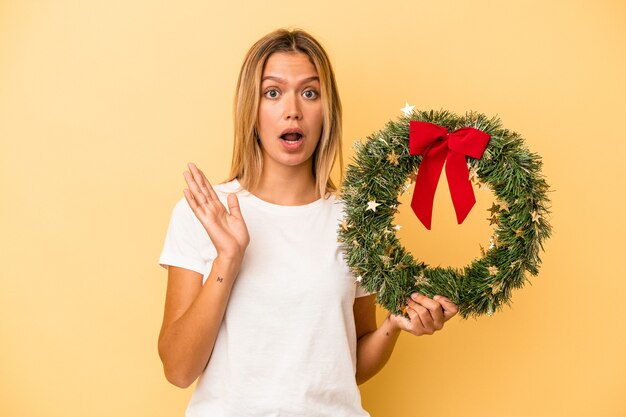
[414,272,428,286]
[488,202,501,216]
[400,101,415,116]
[487,265,499,276]
[386,150,399,166]
[531,210,541,223]
[366,201,381,212]
[468,165,479,183]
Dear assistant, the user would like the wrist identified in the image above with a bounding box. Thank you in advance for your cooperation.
[383,312,402,336]
[213,255,243,274]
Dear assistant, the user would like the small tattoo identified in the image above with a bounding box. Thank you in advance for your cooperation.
[216,276,223,283]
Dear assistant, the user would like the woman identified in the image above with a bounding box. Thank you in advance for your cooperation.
[158,28,459,416]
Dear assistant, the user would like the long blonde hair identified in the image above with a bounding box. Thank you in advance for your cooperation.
[225,28,343,198]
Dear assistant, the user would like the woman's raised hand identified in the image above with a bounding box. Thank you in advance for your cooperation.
[182,162,250,263]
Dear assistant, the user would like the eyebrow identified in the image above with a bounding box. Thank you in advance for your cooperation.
[261,75,320,84]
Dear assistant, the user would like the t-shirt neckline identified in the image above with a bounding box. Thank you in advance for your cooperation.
[229,179,330,215]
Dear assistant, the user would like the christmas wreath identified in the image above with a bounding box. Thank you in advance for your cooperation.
[338,106,552,319]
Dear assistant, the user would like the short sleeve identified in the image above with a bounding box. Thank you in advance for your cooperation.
[356,282,376,298]
[158,198,211,277]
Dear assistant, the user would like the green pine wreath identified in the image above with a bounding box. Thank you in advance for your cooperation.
[338,108,552,319]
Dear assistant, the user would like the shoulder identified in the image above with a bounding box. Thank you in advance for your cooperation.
[322,193,349,221]
[169,179,243,223]
[211,179,243,196]
[170,197,200,231]
[174,179,242,210]
[331,193,345,207]
[327,193,345,210]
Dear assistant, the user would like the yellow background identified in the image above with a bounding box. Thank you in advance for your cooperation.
[1,1,624,416]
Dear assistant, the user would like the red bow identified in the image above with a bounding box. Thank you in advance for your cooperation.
[409,121,491,229]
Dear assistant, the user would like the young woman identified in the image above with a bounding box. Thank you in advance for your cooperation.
[158,28,459,416]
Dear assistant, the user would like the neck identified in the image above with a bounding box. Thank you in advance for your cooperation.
[248,160,321,206]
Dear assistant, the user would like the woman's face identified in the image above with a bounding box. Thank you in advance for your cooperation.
[257,51,323,174]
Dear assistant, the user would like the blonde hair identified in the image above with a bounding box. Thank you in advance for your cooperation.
[225,28,343,199]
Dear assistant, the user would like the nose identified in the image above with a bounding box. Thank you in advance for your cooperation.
[284,93,302,120]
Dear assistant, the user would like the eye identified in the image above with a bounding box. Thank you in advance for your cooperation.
[264,88,280,99]
[303,89,319,100]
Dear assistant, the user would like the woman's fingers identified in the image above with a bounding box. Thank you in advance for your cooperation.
[192,163,220,203]
[183,171,209,207]
[227,193,244,220]
[186,163,212,203]
[412,304,436,333]
[434,295,460,319]
[408,294,444,329]
[182,188,198,211]
[398,293,459,337]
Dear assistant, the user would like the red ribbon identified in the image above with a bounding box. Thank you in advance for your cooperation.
[409,120,491,230]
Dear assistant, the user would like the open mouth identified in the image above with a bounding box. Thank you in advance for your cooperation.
[280,133,303,142]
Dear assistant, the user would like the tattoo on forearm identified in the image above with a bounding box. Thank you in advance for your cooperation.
[216,276,223,283]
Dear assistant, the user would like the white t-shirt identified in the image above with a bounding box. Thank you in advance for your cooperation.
[158,179,374,417]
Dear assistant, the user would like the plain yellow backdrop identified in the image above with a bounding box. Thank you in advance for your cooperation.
[1,1,624,416]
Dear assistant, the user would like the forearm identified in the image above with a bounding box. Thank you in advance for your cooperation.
[158,257,240,387]
[355,313,401,385]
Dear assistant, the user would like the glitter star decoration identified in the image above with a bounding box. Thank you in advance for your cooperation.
[355,275,363,283]
[487,265,499,276]
[414,272,428,286]
[478,182,492,192]
[340,219,349,231]
[497,200,510,212]
[386,150,399,166]
[488,215,499,226]
[468,165,479,183]
[401,101,415,116]
[531,210,541,223]
[366,200,381,212]
[488,202,501,216]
